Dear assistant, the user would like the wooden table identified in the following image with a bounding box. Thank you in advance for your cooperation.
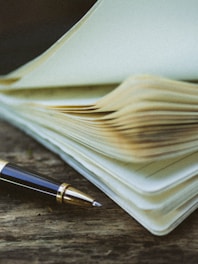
[0,1,197,263]
[0,120,197,264]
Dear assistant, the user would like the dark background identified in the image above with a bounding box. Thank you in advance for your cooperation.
[0,2,197,263]
[0,0,96,74]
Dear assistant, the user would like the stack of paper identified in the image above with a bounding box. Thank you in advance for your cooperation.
[0,0,197,235]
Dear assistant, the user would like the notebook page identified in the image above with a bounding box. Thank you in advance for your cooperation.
[0,85,114,106]
[2,0,198,89]
[1,106,197,235]
[0,1,101,80]
[1,101,197,196]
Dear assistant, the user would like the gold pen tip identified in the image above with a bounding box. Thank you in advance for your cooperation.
[92,201,102,207]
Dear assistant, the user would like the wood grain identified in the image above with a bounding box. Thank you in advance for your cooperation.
[0,120,197,264]
[0,1,197,262]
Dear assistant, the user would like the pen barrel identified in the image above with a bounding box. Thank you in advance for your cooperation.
[0,162,60,198]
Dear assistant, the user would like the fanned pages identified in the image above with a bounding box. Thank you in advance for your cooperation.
[0,0,197,235]
[2,75,198,162]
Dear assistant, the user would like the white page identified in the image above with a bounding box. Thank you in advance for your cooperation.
[2,0,198,89]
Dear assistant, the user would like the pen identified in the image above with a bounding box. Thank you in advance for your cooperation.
[0,159,101,207]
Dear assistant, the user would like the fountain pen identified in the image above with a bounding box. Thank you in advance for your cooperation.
[0,159,101,207]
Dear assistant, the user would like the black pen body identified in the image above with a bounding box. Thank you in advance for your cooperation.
[0,160,60,199]
[0,159,99,207]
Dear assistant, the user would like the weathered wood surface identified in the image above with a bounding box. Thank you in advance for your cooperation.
[0,1,197,262]
[0,121,197,264]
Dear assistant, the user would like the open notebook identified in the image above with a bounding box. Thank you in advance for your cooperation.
[0,0,197,235]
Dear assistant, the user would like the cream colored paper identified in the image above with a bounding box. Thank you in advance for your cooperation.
[0,0,197,235]
[1,0,198,89]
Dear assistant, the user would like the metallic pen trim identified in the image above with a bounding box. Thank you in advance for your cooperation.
[0,159,102,207]
[56,182,101,207]
[56,183,70,204]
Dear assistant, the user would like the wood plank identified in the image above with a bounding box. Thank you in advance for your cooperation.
[0,1,197,262]
[0,120,197,264]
